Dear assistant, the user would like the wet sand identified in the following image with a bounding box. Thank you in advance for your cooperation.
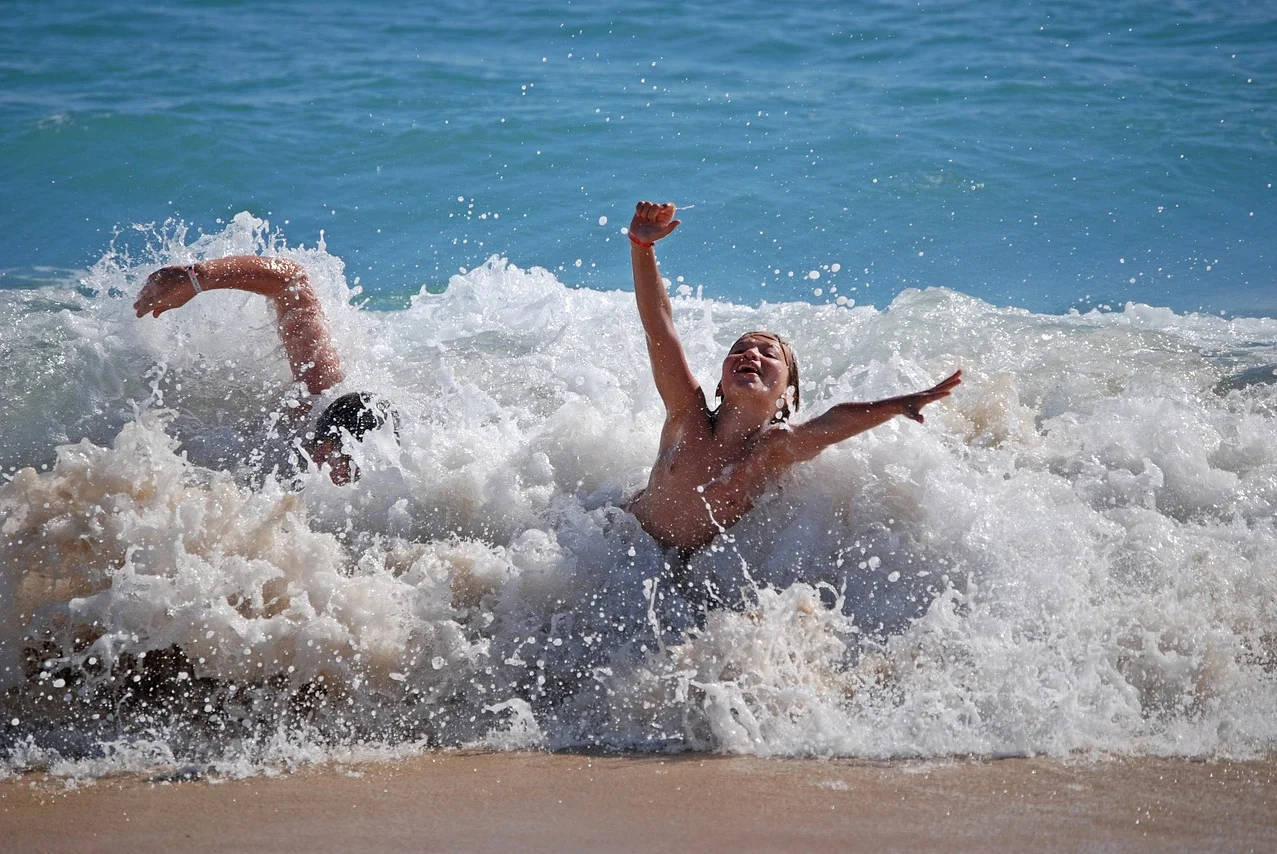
[2,752,1274,853]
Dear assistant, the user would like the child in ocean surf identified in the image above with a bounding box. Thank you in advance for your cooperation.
[134,256,398,485]
[624,201,962,555]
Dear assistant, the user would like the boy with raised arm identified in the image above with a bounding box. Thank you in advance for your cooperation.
[134,256,397,485]
[624,201,961,555]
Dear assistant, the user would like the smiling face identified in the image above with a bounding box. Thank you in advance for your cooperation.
[718,331,800,421]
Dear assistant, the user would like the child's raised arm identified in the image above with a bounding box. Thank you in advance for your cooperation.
[775,370,963,465]
[628,201,702,415]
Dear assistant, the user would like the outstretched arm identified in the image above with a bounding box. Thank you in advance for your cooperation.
[134,256,344,396]
[629,201,702,415]
[775,370,962,464]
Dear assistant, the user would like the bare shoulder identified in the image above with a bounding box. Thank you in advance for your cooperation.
[752,420,808,466]
[676,389,714,430]
[655,388,713,447]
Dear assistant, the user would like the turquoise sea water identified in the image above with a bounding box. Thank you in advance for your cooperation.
[3,2,1277,775]
[3,0,1274,314]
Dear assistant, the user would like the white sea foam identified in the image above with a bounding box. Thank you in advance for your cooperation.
[2,214,1276,778]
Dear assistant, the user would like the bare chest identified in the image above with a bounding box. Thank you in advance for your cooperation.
[649,423,755,495]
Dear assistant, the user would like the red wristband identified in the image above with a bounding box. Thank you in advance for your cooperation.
[628,232,654,249]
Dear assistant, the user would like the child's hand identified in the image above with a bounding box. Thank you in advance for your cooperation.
[898,370,962,423]
[628,201,681,246]
[134,265,200,318]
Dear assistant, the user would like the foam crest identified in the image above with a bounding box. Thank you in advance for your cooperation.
[3,217,1277,778]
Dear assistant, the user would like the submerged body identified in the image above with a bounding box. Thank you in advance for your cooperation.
[625,201,961,554]
[133,255,396,484]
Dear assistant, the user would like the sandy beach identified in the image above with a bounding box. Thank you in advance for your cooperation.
[2,752,1274,853]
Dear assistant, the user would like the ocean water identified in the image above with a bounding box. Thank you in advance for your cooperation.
[4,0,1275,314]
[2,1,1277,779]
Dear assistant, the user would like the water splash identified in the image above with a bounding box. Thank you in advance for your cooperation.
[3,216,1277,779]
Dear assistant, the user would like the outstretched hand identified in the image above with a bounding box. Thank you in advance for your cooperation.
[898,370,962,423]
[134,265,200,318]
[628,201,681,246]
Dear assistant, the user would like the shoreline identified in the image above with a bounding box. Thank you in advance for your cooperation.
[3,752,1275,853]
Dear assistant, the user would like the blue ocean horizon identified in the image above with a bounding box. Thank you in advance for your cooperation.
[3,0,1274,316]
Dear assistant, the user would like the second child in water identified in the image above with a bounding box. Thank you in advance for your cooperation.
[624,201,962,556]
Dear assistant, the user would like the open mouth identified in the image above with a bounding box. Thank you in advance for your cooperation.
[735,364,761,376]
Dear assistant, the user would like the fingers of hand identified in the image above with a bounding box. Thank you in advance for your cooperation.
[634,200,674,223]
[924,372,961,394]
[929,378,959,394]
[136,267,189,317]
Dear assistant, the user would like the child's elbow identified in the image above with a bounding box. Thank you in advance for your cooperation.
[270,257,308,284]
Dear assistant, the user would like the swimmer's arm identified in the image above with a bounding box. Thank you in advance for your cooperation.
[134,256,345,396]
[773,371,963,464]
[629,201,700,414]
